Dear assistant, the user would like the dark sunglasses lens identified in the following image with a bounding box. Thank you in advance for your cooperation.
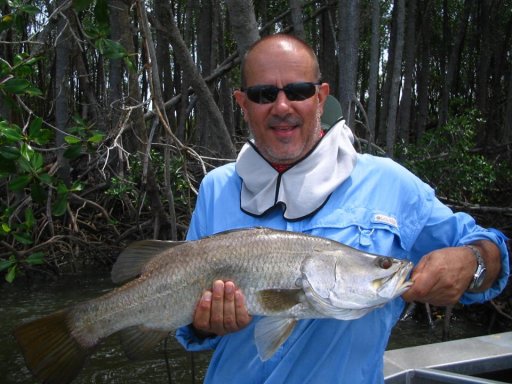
[247,85,279,104]
[284,83,317,101]
[245,82,319,104]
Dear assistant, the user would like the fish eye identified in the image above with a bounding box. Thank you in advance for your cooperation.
[376,257,393,269]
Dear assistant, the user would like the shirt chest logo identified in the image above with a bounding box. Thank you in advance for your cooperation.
[372,214,398,228]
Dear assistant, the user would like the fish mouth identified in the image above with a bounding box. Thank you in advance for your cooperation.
[374,261,414,296]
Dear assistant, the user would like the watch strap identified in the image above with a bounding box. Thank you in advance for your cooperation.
[465,244,486,291]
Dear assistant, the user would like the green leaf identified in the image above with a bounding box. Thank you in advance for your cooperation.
[0,258,14,272]
[36,172,52,185]
[98,39,127,60]
[64,135,82,144]
[13,232,33,245]
[1,126,24,141]
[70,181,83,192]
[56,182,69,195]
[0,14,14,33]
[20,142,34,161]
[24,207,35,228]
[6,265,16,283]
[72,0,94,12]
[2,78,30,94]
[88,132,104,144]
[52,194,68,216]
[16,156,33,173]
[25,86,42,97]
[30,151,43,171]
[94,0,109,26]
[63,143,82,159]
[1,223,11,233]
[124,56,136,72]
[8,174,31,191]
[19,5,40,15]
[28,117,42,139]
[0,145,20,160]
[26,252,45,265]
[30,182,46,203]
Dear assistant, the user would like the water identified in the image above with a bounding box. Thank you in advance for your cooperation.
[1,272,503,383]
[1,271,212,384]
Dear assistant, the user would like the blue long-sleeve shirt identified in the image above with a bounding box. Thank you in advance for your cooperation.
[176,153,509,384]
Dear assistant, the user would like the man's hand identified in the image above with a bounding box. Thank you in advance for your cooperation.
[402,247,474,306]
[402,241,501,306]
[192,280,252,337]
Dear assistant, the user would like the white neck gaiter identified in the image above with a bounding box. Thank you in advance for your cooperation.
[236,120,357,220]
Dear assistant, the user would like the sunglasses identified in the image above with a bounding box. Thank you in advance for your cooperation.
[241,82,321,104]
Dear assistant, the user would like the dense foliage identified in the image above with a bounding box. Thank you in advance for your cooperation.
[1,0,511,283]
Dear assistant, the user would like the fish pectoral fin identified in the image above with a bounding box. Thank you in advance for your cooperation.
[257,289,303,312]
[254,317,297,361]
[111,240,185,283]
[118,326,170,360]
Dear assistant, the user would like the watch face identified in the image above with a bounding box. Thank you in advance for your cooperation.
[476,268,485,287]
[474,266,486,288]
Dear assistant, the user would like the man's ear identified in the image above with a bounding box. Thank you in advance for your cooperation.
[234,90,249,122]
[316,82,330,116]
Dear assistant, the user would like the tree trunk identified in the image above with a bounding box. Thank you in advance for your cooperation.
[505,61,512,143]
[155,0,176,127]
[385,0,405,157]
[319,3,337,94]
[0,2,13,121]
[338,0,360,129]
[397,0,416,145]
[367,0,380,145]
[416,0,432,142]
[438,0,471,129]
[225,0,260,58]
[160,2,236,158]
[137,0,177,240]
[289,0,305,40]
[377,3,397,145]
[54,3,72,184]
[107,0,126,134]
[219,12,236,138]
[475,0,495,146]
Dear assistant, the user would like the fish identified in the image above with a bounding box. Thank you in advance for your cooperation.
[13,227,413,384]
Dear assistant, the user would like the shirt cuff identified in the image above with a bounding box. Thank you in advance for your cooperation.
[175,325,221,352]
[459,228,510,304]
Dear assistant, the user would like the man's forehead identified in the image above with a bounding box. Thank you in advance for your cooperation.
[252,38,299,55]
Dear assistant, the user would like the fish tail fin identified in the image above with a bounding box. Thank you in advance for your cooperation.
[13,309,90,384]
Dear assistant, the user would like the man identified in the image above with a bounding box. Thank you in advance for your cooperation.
[176,34,509,383]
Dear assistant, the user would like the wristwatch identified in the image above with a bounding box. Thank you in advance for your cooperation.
[465,245,486,291]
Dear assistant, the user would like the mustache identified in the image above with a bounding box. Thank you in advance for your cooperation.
[267,115,303,126]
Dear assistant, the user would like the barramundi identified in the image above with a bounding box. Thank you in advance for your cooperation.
[13,227,413,383]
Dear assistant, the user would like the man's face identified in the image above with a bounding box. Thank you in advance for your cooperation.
[234,39,329,164]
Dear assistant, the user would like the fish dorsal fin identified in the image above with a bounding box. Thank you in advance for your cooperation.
[111,240,185,284]
[254,317,297,361]
[257,289,303,313]
[118,326,169,360]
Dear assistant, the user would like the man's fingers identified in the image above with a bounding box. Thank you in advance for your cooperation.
[210,280,226,334]
[193,290,213,331]
[235,289,252,328]
[192,280,252,336]
[223,281,238,332]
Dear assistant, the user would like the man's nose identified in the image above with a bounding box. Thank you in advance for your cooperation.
[270,89,293,113]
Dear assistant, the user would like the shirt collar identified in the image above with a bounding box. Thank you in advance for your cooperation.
[235,120,357,220]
